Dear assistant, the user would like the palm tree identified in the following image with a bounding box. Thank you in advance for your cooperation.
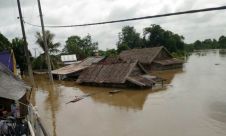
[35,30,61,69]
[36,30,60,54]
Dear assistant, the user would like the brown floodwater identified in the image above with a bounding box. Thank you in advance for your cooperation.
[30,49,226,136]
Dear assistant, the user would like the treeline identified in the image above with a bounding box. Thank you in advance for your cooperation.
[1,24,226,71]
[185,36,226,52]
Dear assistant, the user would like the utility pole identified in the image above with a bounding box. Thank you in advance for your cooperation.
[16,0,35,86]
[37,0,53,83]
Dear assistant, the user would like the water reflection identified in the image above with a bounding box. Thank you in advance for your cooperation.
[79,87,150,111]
[219,49,226,57]
[31,75,61,136]
[209,101,226,123]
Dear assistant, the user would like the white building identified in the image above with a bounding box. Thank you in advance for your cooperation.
[61,54,78,65]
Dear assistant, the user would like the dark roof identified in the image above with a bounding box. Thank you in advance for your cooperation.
[119,46,167,64]
[77,61,155,87]
[0,63,30,100]
[77,62,137,84]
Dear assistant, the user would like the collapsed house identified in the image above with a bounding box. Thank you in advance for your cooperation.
[52,56,105,80]
[119,46,183,71]
[77,61,157,88]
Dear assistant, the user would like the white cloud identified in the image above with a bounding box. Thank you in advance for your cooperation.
[0,0,226,56]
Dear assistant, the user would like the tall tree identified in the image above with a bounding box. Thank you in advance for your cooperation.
[218,35,226,49]
[36,30,60,54]
[35,30,60,69]
[63,34,98,60]
[143,24,185,53]
[0,33,12,51]
[117,26,142,53]
[11,38,28,72]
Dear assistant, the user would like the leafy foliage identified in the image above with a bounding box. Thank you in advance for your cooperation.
[36,30,60,54]
[35,30,61,70]
[32,53,60,70]
[143,24,185,53]
[63,34,98,60]
[0,33,11,51]
[117,26,143,53]
[105,49,117,57]
[11,38,29,71]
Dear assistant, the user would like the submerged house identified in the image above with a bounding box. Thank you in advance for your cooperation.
[77,61,157,88]
[52,56,105,80]
[119,46,183,71]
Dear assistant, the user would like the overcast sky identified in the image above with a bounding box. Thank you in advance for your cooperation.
[1,0,226,56]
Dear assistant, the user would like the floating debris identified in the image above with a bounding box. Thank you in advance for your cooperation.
[109,90,122,94]
[66,93,96,104]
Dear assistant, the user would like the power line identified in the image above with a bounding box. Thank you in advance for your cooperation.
[24,5,226,28]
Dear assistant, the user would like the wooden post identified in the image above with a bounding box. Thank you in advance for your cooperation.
[37,0,54,83]
[16,0,35,86]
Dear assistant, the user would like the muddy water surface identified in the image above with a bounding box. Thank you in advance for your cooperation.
[31,50,226,136]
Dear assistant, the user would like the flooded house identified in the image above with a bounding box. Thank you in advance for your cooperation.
[77,60,157,88]
[52,56,105,80]
[119,46,183,71]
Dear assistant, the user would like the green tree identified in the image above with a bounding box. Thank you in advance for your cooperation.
[11,38,28,71]
[117,26,142,53]
[193,40,202,50]
[105,49,117,57]
[63,34,98,60]
[35,30,61,69]
[143,24,185,53]
[218,36,226,49]
[36,30,60,54]
[0,33,11,51]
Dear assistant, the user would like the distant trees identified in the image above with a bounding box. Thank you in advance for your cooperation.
[218,36,226,48]
[187,36,226,51]
[117,26,142,53]
[143,24,185,53]
[63,34,98,60]
[34,30,61,69]
[116,24,185,55]
[36,30,60,54]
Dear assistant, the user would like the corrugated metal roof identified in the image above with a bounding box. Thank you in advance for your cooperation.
[61,54,77,62]
[0,63,30,100]
[52,56,105,75]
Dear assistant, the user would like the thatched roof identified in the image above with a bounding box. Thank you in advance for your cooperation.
[119,46,168,64]
[77,61,155,87]
[0,63,30,100]
[52,56,105,75]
